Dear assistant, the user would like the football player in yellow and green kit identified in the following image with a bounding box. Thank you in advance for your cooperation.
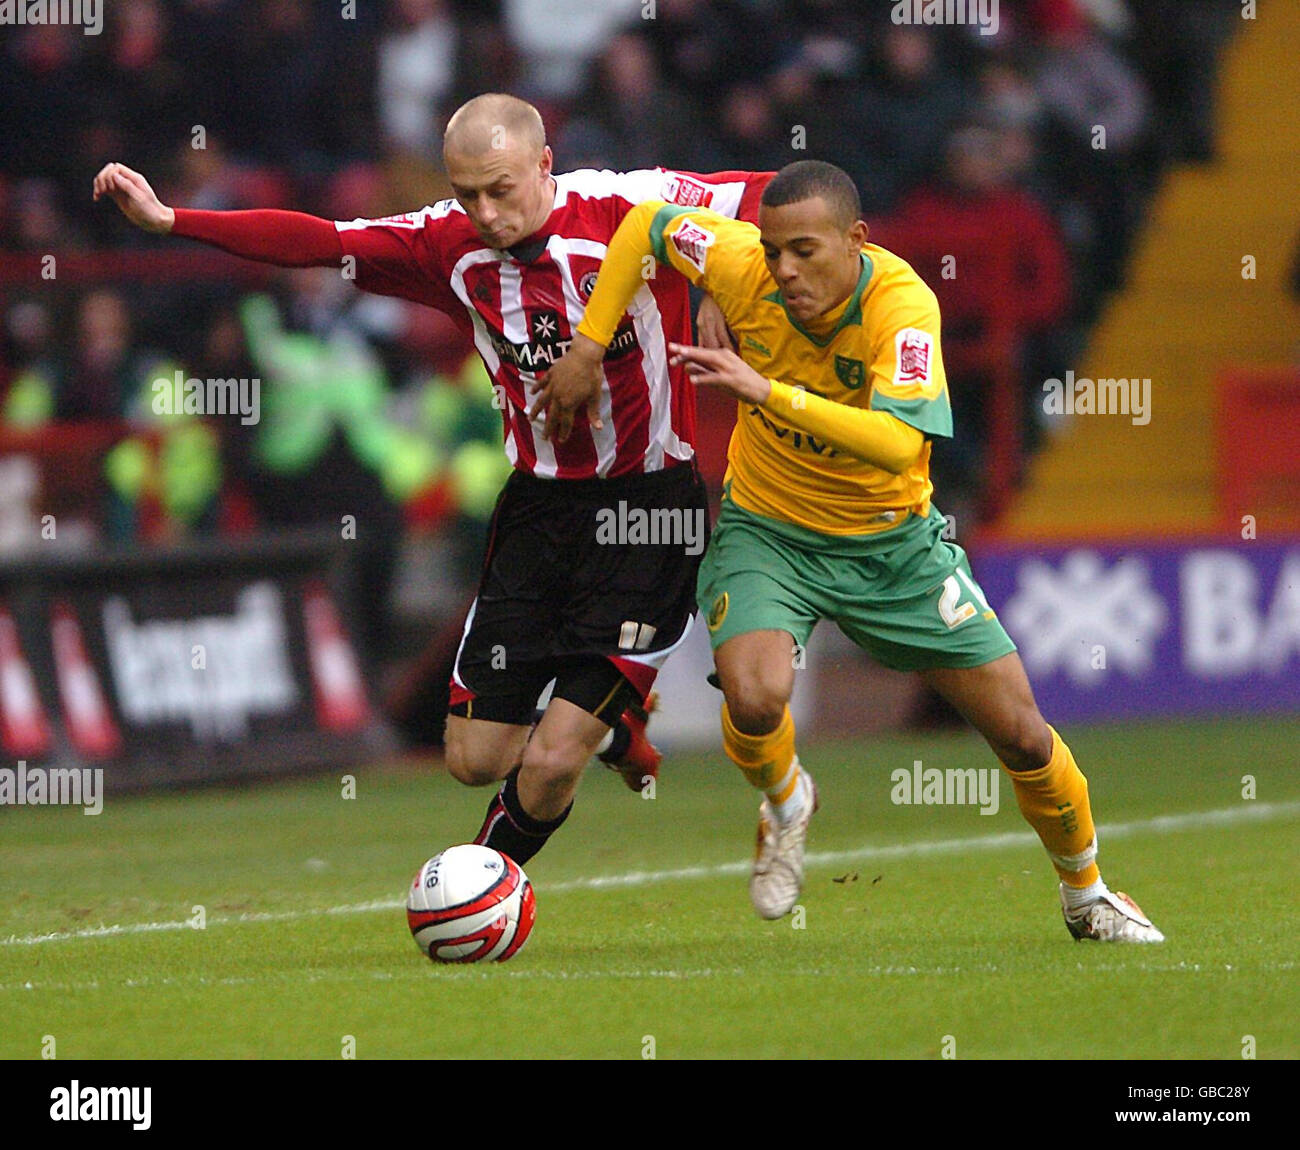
[535,160,1162,942]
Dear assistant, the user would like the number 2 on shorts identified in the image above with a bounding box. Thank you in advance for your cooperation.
[937,569,989,629]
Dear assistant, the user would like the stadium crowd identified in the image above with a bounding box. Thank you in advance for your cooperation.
[0,0,1241,643]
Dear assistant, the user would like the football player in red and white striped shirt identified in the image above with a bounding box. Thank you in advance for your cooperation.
[94,92,771,867]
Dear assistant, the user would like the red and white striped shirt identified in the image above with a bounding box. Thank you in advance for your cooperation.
[334,168,770,480]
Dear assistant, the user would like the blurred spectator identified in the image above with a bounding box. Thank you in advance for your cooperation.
[224,0,330,171]
[1128,0,1239,164]
[972,56,1057,202]
[503,0,635,102]
[703,84,792,174]
[1032,8,1150,317]
[878,126,1070,518]
[2,300,59,428]
[80,0,189,175]
[10,179,82,252]
[558,31,710,171]
[0,0,1250,655]
[48,291,221,542]
[59,290,153,423]
[283,265,411,387]
[165,137,292,213]
[378,0,459,160]
[852,26,969,214]
[976,55,1044,135]
[234,293,425,661]
[0,25,85,184]
[447,5,520,109]
[320,163,388,223]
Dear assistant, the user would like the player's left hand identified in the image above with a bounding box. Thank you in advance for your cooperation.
[668,343,772,405]
[529,333,606,442]
[695,294,736,351]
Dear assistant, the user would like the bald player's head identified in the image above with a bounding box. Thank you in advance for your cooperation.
[442,94,555,250]
[444,93,546,160]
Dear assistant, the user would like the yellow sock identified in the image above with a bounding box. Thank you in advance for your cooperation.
[1006,725,1100,888]
[721,702,799,802]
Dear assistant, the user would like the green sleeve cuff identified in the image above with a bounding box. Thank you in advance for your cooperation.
[869,390,953,439]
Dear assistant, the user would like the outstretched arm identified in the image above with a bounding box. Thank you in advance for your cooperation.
[526,200,670,441]
[93,161,343,266]
[667,343,925,475]
[531,200,722,440]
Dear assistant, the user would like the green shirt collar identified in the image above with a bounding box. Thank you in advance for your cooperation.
[763,252,873,347]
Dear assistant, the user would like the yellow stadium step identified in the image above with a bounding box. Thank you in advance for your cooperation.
[999,6,1300,539]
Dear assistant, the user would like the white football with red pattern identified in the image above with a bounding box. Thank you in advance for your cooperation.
[406,845,536,963]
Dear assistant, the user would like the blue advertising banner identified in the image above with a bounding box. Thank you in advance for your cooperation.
[974,536,1300,722]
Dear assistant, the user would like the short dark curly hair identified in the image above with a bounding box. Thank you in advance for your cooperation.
[760,161,862,229]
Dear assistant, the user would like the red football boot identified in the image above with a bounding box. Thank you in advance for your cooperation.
[598,691,661,792]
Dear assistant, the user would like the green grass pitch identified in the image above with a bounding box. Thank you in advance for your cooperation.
[2,717,1297,1060]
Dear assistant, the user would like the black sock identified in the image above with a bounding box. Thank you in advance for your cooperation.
[599,719,630,762]
[473,766,571,866]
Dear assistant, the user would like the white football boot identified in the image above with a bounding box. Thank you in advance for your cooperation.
[749,767,817,920]
[1061,885,1165,943]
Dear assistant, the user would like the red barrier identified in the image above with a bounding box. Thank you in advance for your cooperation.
[1217,368,1300,531]
[0,249,278,288]
[0,423,170,546]
[874,220,1023,522]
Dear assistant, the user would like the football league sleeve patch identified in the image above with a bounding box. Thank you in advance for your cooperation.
[869,309,953,440]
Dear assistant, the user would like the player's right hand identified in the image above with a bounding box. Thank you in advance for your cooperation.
[92,162,175,234]
[529,333,605,443]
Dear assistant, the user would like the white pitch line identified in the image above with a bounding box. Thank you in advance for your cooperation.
[4,959,1296,995]
[547,798,1300,891]
[3,800,1296,948]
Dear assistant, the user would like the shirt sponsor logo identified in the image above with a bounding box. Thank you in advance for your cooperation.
[529,308,560,341]
[895,328,933,387]
[662,174,715,208]
[748,405,839,457]
[488,321,639,373]
[670,220,715,275]
[378,212,421,225]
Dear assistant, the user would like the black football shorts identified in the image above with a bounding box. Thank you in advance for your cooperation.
[448,462,708,726]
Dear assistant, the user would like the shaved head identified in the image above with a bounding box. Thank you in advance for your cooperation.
[444,93,546,159]
[442,94,556,249]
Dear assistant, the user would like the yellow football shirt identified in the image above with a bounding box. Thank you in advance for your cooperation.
[578,202,954,536]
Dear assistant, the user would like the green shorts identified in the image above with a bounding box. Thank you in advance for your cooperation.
[697,499,1017,672]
